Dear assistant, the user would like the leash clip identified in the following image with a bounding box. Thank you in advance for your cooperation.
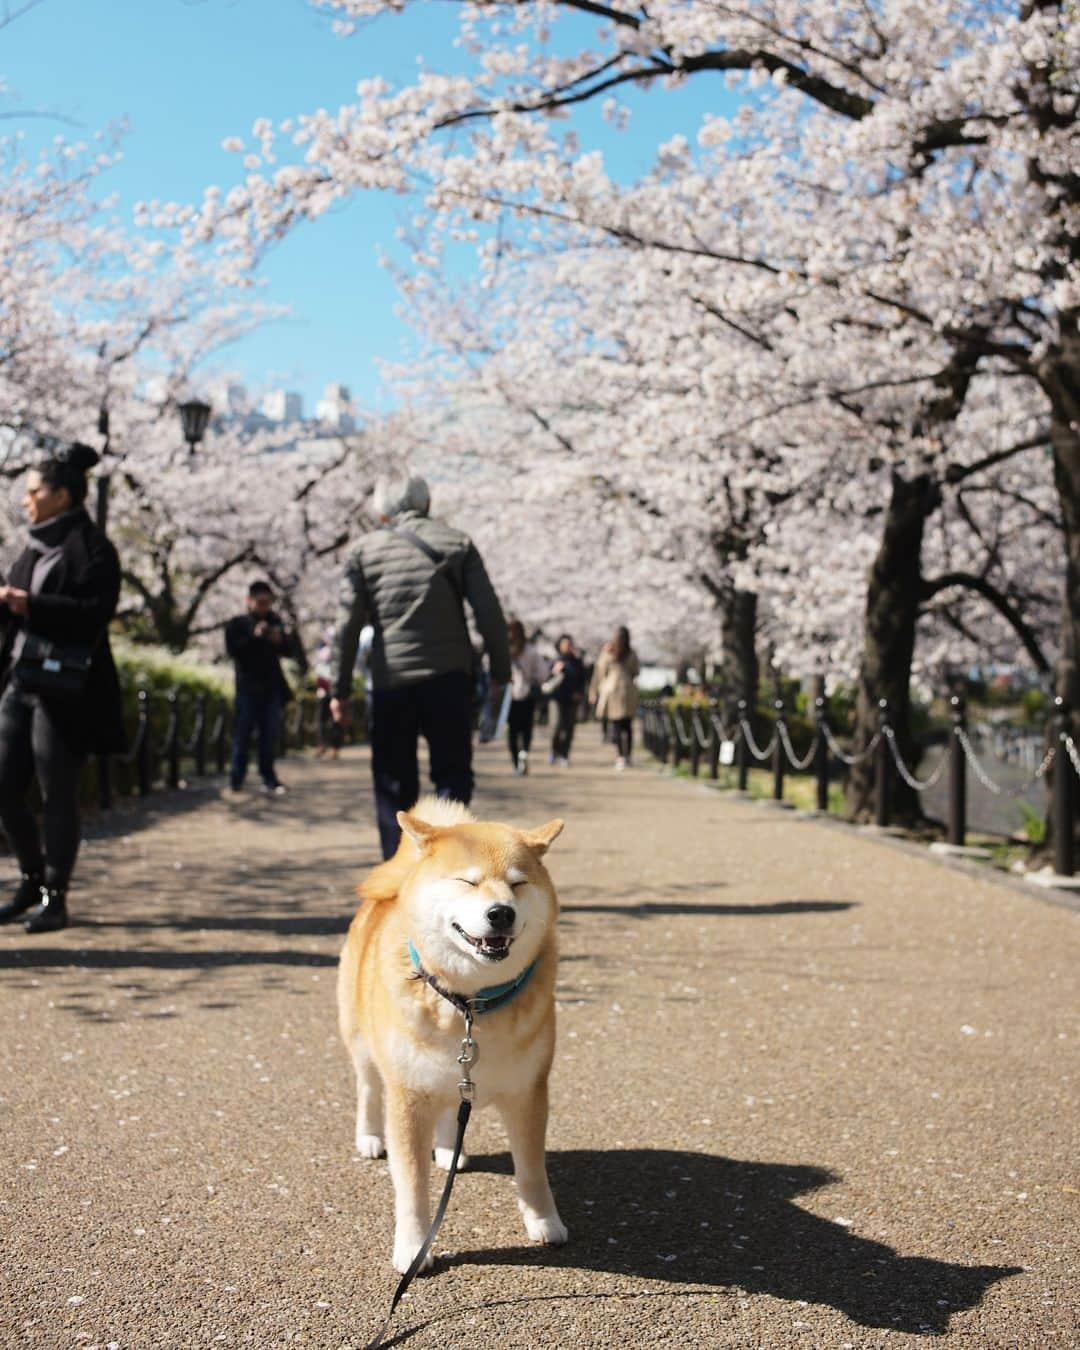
[457,1009,477,1103]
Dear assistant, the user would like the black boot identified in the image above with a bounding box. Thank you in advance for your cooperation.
[0,871,45,924]
[24,885,67,934]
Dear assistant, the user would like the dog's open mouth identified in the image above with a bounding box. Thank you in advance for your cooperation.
[453,923,513,961]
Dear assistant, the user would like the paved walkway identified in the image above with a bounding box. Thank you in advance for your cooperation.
[1,733,1076,1349]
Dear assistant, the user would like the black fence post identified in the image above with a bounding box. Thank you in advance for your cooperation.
[875,698,891,828]
[814,695,829,813]
[772,699,785,802]
[166,687,181,789]
[98,754,113,812]
[708,706,720,780]
[1053,696,1074,877]
[194,693,208,778]
[948,692,967,848]
[690,711,702,777]
[736,699,750,792]
[671,709,683,769]
[214,697,228,775]
[137,689,152,797]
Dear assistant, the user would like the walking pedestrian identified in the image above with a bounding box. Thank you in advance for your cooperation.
[590,626,640,769]
[330,469,510,859]
[544,633,587,767]
[313,631,343,761]
[506,618,548,775]
[0,442,125,932]
[225,581,293,796]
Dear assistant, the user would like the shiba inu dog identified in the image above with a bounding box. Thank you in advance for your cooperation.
[337,797,568,1273]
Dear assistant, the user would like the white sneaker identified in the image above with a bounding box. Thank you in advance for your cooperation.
[517,750,529,776]
[614,756,627,771]
[557,756,570,768]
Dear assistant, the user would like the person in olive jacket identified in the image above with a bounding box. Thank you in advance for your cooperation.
[0,442,125,933]
[330,469,510,859]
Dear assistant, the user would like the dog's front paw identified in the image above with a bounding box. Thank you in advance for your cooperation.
[355,1132,385,1159]
[522,1210,568,1245]
[393,1233,435,1275]
[433,1146,469,1173]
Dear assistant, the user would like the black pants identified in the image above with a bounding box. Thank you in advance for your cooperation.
[370,671,473,859]
[230,685,284,789]
[317,695,344,751]
[508,697,536,764]
[612,716,634,760]
[552,700,577,760]
[0,684,85,887]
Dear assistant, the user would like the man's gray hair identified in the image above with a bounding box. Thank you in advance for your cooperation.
[373,470,430,519]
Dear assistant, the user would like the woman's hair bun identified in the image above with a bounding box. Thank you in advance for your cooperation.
[59,441,100,472]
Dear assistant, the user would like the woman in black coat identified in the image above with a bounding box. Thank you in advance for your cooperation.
[0,443,125,933]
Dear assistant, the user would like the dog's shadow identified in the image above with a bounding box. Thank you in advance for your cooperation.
[451,1149,1020,1336]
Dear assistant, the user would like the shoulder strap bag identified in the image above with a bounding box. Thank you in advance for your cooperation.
[387,526,469,635]
[12,632,96,698]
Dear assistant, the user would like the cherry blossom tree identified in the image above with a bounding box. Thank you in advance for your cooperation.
[0,118,379,659]
[382,207,1059,818]
[191,2,1076,755]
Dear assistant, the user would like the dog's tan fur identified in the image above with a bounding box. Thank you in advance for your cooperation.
[338,797,567,1272]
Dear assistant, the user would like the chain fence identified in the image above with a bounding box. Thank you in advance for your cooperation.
[640,694,1077,875]
[93,689,354,812]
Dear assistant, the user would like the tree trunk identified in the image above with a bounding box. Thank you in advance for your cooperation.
[718,587,759,714]
[1042,335,1080,854]
[845,472,937,822]
[1046,334,1080,700]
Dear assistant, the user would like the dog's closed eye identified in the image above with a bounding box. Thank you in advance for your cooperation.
[453,877,479,887]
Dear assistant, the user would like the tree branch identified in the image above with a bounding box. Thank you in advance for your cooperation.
[921,570,1051,673]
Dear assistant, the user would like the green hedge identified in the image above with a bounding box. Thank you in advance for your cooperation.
[91,642,236,803]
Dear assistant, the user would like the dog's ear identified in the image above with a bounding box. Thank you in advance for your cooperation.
[521,819,564,857]
[397,811,438,853]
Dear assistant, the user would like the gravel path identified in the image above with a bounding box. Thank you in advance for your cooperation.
[1,732,1076,1349]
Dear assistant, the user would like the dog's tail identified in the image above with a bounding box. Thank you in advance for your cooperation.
[358,796,476,905]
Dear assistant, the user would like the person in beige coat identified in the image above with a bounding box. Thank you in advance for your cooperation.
[589,626,640,770]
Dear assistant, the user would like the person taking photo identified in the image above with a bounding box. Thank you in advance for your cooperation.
[225,581,294,796]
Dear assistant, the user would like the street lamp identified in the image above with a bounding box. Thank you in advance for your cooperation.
[178,399,212,455]
[96,402,111,529]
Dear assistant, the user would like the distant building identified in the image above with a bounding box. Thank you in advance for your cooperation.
[261,389,304,423]
[315,383,355,433]
[209,380,250,418]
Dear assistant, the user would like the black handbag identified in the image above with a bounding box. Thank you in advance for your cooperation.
[12,632,95,697]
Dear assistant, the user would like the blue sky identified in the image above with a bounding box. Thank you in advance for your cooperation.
[5,0,730,412]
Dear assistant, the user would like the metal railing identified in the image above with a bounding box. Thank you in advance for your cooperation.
[94,689,349,811]
[640,693,1075,875]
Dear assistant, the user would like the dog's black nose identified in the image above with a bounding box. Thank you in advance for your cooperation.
[486,904,515,932]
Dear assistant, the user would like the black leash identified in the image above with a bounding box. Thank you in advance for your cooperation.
[364,1011,478,1350]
